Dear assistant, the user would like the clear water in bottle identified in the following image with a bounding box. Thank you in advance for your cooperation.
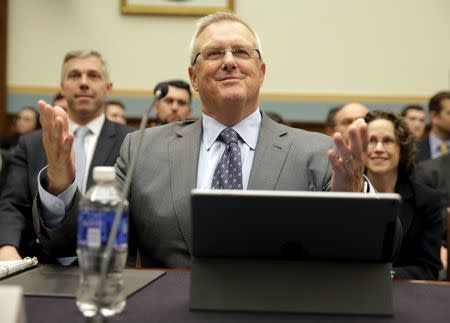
[76,166,128,318]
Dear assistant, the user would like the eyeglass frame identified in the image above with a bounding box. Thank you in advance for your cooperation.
[367,137,398,149]
[191,46,262,66]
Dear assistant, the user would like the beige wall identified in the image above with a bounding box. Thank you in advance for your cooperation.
[7,0,450,96]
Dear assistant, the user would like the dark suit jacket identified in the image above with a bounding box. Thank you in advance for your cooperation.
[414,154,450,242]
[34,113,335,268]
[0,119,132,260]
[416,137,431,162]
[393,176,442,280]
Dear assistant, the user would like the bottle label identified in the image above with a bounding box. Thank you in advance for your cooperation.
[78,210,128,248]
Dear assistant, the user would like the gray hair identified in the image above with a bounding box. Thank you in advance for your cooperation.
[61,49,110,82]
[189,12,263,66]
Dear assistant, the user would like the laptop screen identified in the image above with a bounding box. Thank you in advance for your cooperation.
[191,190,401,263]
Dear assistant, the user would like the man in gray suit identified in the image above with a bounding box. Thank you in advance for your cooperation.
[33,13,369,268]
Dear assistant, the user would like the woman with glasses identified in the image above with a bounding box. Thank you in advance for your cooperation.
[364,110,442,279]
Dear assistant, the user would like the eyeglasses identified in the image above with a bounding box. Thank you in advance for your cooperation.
[192,46,262,65]
[368,138,398,149]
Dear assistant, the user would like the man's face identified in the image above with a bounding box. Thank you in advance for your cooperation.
[106,104,127,125]
[188,21,265,124]
[403,109,426,139]
[61,55,112,124]
[431,99,450,139]
[334,103,369,142]
[16,109,38,135]
[155,86,192,124]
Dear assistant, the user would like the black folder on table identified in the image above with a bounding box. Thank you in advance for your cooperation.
[0,265,164,298]
[190,189,401,316]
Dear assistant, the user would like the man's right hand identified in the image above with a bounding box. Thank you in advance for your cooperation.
[38,100,76,195]
[0,245,22,261]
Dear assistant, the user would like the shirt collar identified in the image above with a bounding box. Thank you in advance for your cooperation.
[69,113,105,136]
[429,131,450,153]
[201,108,262,150]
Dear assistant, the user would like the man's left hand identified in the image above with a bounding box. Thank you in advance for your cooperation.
[327,118,367,192]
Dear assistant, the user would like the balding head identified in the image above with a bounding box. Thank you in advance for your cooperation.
[333,103,369,141]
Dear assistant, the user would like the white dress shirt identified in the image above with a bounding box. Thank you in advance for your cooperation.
[197,108,261,189]
[429,131,450,159]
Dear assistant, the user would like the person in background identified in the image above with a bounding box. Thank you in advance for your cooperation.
[105,100,127,125]
[364,110,442,280]
[417,91,450,162]
[0,49,132,262]
[52,92,68,111]
[324,105,342,136]
[414,153,450,279]
[332,103,369,142]
[0,106,41,151]
[401,104,426,140]
[151,79,192,126]
[0,106,41,194]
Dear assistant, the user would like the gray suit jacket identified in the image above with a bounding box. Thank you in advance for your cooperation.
[414,154,450,242]
[35,113,334,268]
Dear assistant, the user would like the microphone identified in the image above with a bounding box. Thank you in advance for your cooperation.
[154,82,169,100]
[92,84,169,319]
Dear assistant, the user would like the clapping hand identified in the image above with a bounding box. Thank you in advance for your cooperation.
[327,118,367,192]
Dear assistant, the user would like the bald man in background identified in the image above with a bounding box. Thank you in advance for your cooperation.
[332,103,369,142]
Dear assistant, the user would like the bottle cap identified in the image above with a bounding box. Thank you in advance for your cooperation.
[93,166,116,182]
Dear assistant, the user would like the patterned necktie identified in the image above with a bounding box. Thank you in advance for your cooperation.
[212,128,243,189]
[439,143,448,156]
[74,126,90,193]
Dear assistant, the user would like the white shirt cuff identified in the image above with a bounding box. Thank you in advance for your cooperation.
[37,166,78,229]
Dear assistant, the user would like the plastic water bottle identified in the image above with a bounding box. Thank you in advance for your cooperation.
[76,166,128,318]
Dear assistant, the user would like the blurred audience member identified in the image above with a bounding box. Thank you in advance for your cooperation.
[364,110,442,280]
[52,92,68,111]
[106,100,127,125]
[152,80,192,126]
[0,106,41,151]
[332,103,369,142]
[417,91,450,162]
[0,106,41,195]
[401,104,426,140]
[0,150,8,194]
[414,154,450,278]
[324,106,342,136]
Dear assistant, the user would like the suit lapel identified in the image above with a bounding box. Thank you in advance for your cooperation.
[87,119,116,188]
[248,114,291,190]
[440,155,450,198]
[169,120,202,253]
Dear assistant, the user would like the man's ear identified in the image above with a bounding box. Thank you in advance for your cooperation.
[259,63,266,87]
[106,82,113,95]
[188,66,198,91]
[430,111,438,123]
